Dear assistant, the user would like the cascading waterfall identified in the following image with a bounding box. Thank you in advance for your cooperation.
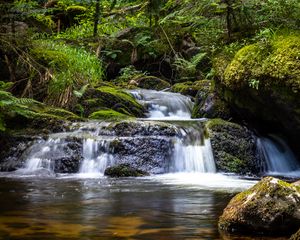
[79,139,114,174]
[130,89,216,173]
[129,89,193,119]
[257,136,300,176]
[20,89,216,176]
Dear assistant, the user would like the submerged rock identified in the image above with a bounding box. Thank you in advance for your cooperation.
[205,119,261,175]
[104,164,149,177]
[219,177,300,236]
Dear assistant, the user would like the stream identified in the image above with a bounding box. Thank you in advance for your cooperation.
[0,89,299,239]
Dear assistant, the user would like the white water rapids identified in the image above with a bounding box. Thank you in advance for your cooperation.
[10,88,299,186]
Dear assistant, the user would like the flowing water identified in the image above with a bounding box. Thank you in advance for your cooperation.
[0,89,297,239]
[257,135,300,177]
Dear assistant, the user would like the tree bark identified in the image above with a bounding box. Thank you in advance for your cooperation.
[93,0,100,37]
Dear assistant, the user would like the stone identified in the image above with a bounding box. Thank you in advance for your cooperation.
[104,164,148,177]
[219,177,300,236]
[205,119,262,175]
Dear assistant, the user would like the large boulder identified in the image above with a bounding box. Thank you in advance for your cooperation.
[205,119,261,175]
[219,177,300,236]
[216,33,300,145]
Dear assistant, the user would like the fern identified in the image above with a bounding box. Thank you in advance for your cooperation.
[173,52,207,80]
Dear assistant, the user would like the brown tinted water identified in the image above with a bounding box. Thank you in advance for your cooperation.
[0,175,288,240]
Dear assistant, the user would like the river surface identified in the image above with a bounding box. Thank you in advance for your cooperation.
[0,173,288,240]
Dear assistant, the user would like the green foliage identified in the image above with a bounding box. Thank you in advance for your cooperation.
[31,39,103,107]
[115,65,146,85]
[0,89,80,131]
[173,53,207,81]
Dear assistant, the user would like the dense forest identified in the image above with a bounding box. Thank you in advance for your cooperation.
[0,0,299,239]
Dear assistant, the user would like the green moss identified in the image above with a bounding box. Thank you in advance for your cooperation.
[171,80,210,97]
[205,118,242,131]
[89,109,130,121]
[135,76,171,91]
[218,152,246,173]
[66,5,87,13]
[223,32,300,91]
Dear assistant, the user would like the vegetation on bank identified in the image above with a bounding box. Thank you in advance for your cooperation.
[0,0,299,132]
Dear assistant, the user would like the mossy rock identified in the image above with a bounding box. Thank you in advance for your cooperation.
[135,76,170,90]
[89,109,131,121]
[104,164,149,177]
[217,32,300,141]
[81,86,145,118]
[224,33,300,90]
[205,119,261,175]
[171,80,207,97]
[219,177,300,236]
[191,80,230,119]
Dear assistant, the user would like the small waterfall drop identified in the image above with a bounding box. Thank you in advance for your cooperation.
[257,136,300,176]
[129,89,193,119]
[172,138,215,173]
[79,139,114,174]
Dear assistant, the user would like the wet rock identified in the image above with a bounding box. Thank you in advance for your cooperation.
[205,119,261,175]
[110,121,177,137]
[219,177,300,236]
[0,135,37,171]
[290,228,300,240]
[104,164,149,177]
[111,137,173,174]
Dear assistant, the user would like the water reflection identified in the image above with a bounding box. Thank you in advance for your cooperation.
[0,177,289,240]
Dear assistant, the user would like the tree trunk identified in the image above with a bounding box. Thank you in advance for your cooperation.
[93,0,100,37]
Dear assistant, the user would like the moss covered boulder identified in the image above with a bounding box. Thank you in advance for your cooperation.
[104,164,149,177]
[190,80,230,119]
[135,76,170,90]
[171,80,207,97]
[205,119,261,174]
[218,32,300,140]
[80,86,145,119]
[219,177,300,236]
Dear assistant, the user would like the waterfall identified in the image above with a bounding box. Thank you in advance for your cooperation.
[18,90,216,176]
[79,139,114,174]
[257,136,300,176]
[130,89,216,173]
[18,138,62,174]
[172,138,215,173]
[129,89,193,119]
